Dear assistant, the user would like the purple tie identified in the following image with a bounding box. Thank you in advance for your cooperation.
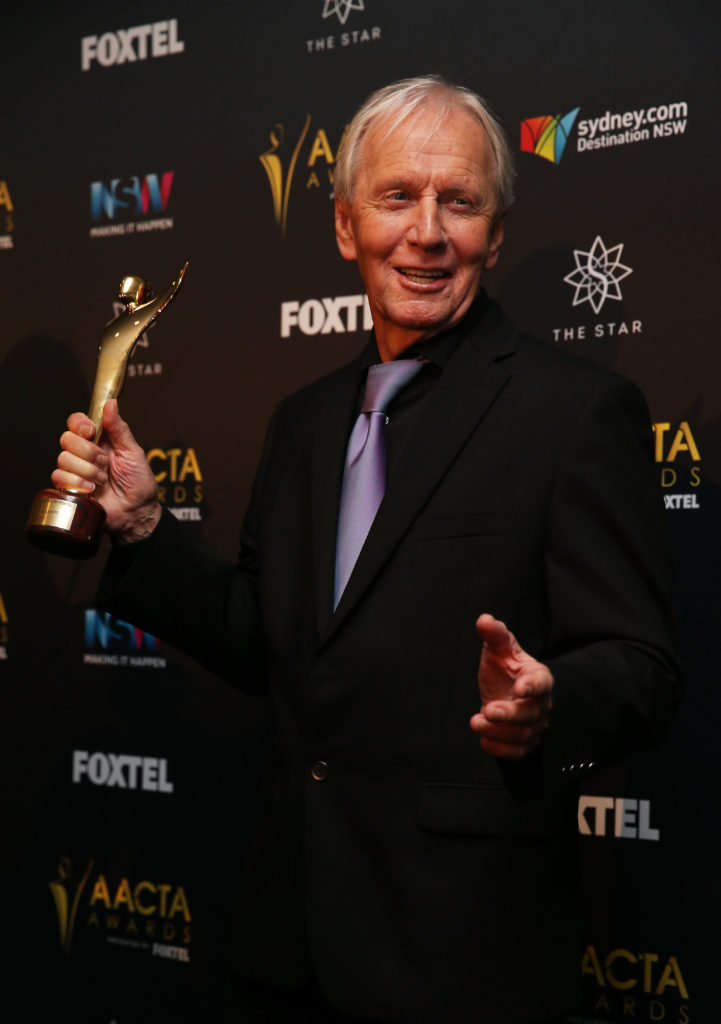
[334,358,424,608]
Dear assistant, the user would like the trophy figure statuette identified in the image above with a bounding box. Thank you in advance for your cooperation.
[26,262,189,558]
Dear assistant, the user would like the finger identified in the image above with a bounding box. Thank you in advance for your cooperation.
[475,613,520,655]
[51,467,95,493]
[58,435,109,489]
[511,667,554,700]
[478,697,549,725]
[56,449,108,487]
[470,712,548,749]
[470,712,545,757]
[66,412,97,440]
[59,426,109,464]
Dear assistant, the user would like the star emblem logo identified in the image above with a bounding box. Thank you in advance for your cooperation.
[563,235,633,314]
[322,0,365,26]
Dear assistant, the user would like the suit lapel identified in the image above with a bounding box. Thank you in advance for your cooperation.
[321,304,517,644]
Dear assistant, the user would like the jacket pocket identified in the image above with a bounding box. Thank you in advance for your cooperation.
[409,512,516,541]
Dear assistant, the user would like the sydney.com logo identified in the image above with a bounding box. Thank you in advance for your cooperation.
[521,99,688,164]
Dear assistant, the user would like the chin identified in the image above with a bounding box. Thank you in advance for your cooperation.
[392,301,455,328]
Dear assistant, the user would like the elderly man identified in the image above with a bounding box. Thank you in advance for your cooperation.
[54,77,680,1023]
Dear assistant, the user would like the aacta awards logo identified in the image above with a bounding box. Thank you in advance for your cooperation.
[260,117,348,237]
[653,420,701,511]
[0,179,14,250]
[553,235,641,343]
[89,171,174,239]
[147,445,204,523]
[49,856,94,959]
[0,590,8,660]
[580,945,689,1023]
[50,856,192,963]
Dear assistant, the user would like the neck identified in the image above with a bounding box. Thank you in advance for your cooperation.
[375,324,436,362]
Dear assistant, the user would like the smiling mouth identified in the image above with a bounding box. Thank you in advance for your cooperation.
[397,268,449,285]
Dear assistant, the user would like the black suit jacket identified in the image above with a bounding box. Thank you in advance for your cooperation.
[100,298,681,1023]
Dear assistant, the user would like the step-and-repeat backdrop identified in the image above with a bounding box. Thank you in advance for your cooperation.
[2,2,717,1020]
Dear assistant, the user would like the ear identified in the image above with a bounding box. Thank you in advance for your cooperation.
[335,198,357,262]
[484,215,505,271]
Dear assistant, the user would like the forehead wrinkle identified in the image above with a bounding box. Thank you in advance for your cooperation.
[373,165,483,198]
[361,126,495,210]
[377,102,450,154]
[361,108,496,192]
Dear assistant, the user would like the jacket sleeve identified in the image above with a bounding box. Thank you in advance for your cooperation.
[96,403,285,691]
[538,373,682,777]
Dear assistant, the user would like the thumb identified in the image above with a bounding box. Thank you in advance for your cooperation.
[101,399,140,451]
[476,614,519,655]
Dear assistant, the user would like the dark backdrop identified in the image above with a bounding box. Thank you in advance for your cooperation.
[1,2,716,1020]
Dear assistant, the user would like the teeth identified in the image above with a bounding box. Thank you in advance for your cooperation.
[400,268,445,281]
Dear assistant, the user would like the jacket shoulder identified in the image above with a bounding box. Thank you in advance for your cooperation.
[467,298,650,413]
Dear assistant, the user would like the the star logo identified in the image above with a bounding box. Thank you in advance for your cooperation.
[563,235,633,314]
[322,0,365,26]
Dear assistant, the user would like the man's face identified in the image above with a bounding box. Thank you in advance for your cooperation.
[335,105,504,360]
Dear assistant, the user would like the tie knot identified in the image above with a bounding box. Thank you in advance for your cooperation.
[361,359,424,414]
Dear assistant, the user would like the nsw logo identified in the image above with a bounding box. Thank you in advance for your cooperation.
[90,171,174,222]
[84,609,165,668]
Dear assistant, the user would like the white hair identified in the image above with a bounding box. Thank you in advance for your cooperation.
[334,75,515,214]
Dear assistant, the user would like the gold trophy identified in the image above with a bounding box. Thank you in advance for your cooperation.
[26,262,189,558]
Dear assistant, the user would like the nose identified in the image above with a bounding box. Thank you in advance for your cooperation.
[408,197,446,249]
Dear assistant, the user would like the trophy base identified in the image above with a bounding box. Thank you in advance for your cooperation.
[26,488,106,559]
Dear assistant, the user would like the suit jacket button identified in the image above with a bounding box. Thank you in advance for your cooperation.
[311,760,329,781]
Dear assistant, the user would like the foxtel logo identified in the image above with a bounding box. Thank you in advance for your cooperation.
[579,795,659,840]
[281,294,372,338]
[72,750,174,793]
[81,20,184,71]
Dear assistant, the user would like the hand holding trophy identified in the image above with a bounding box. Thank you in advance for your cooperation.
[26,262,189,558]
